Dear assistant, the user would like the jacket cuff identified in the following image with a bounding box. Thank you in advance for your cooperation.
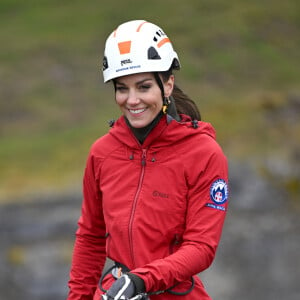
[127,272,146,294]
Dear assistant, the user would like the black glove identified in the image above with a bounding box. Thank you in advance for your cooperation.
[102,273,145,300]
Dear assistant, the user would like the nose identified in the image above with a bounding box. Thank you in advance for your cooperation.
[126,89,140,106]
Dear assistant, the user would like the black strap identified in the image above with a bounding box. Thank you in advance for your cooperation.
[99,264,115,293]
[165,277,195,296]
[99,261,195,296]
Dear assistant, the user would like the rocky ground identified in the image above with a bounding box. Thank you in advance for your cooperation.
[0,160,299,300]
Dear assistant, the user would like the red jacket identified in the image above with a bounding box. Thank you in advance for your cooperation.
[68,115,229,300]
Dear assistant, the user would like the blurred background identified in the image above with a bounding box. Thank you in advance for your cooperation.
[0,0,299,299]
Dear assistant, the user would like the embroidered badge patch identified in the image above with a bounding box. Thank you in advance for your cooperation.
[210,179,228,205]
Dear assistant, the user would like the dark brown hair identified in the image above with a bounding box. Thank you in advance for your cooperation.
[160,69,201,121]
[171,84,201,121]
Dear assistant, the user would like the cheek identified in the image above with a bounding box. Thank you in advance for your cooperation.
[115,94,126,106]
[153,94,163,109]
[155,101,163,109]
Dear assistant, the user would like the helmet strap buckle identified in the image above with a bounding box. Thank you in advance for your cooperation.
[162,97,171,114]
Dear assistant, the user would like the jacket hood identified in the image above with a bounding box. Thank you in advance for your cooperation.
[108,114,216,149]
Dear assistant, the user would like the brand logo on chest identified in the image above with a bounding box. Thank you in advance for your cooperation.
[152,190,169,199]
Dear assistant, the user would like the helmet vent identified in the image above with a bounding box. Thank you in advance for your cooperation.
[148,46,161,60]
[102,56,108,71]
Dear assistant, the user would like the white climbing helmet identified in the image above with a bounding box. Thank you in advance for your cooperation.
[102,20,180,82]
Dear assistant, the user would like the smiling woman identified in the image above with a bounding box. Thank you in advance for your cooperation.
[114,73,173,129]
[67,20,229,300]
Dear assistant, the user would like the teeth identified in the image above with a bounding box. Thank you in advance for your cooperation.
[129,108,146,114]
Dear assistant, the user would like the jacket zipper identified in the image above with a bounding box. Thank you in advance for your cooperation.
[128,148,147,267]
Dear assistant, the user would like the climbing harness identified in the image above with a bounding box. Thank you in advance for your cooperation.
[99,261,195,299]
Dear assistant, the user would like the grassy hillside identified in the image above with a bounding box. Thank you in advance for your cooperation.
[0,0,299,201]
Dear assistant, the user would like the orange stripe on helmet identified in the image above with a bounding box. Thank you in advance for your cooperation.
[157,37,171,48]
[118,41,131,54]
[136,21,149,32]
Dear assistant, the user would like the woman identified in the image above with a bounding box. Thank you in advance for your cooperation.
[68,20,229,300]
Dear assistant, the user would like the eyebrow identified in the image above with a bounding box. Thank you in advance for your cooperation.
[115,78,154,86]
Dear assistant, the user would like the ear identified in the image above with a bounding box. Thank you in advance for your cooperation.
[163,75,175,97]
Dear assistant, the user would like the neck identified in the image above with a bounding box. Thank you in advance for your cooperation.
[125,111,163,144]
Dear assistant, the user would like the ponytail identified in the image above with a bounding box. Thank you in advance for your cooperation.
[160,69,201,121]
[171,84,201,121]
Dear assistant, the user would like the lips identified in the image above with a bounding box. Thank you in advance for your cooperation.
[128,108,147,114]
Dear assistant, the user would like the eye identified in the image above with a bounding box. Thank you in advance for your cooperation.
[139,84,151,91]
[115,85,127,92]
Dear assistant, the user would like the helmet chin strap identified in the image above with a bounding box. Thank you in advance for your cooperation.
[153,72,169,114]
[153,72,180,121]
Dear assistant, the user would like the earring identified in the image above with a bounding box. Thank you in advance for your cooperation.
[162,97,171,114]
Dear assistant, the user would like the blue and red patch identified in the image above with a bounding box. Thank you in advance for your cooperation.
[206,179,229,211]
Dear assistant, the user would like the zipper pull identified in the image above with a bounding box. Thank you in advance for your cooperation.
[141,149,147,166]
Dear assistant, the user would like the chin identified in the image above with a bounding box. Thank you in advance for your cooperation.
[128,119,149,128]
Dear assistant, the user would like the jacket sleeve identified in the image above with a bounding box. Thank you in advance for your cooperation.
[131,141,229,293]
[67,152,107,300]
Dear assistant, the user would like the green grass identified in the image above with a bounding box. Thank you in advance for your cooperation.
[0,0,299,201]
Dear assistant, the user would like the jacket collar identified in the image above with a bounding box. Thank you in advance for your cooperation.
[108,114,216,149]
